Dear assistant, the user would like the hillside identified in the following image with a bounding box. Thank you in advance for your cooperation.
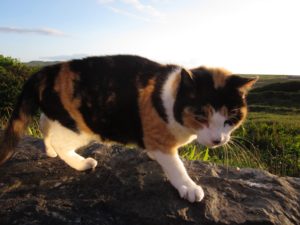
[241,74,300,88]
[248,80,300,113]
[25,61,60,67]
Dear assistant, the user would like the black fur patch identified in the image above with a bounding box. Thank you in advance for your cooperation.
[174,67,247,126]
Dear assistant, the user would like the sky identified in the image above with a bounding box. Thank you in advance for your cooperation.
[1,0,300,75]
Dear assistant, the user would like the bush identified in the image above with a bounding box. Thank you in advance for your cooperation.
[0,55,38,117]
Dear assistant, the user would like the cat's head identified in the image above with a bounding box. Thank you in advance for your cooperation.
[175,67,258,148]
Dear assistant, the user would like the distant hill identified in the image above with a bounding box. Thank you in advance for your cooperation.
[253,81,300,93]
[241,74,300,88]
[25,61,60,67]
[248,80,300,113]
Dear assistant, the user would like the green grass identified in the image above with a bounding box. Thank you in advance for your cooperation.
[241,112,300,176]
[180,141,265,170]
[0,108,42,138]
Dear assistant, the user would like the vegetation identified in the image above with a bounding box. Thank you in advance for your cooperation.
[0,55,39,117]
[25,60,59,67]
[0,55,41,136]
[0,55,299,177]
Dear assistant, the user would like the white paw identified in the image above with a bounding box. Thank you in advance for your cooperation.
[45,145,58,158]
[178,183,205,203]
[82,157,98,170]
[146,151,156,160]
[46,149,58,158]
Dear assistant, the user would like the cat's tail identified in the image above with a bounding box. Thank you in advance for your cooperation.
[0,73,41,166]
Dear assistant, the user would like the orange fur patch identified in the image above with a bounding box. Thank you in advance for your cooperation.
[233,106,248,128]
[202,105,213,119]
[239,106,247,123]
[54,63,93,134]
[209,68,232,89]
[219,106,229,117]
[182,105,214,131]
[12,111,27,135]
[182,108,203,131]
[138,79,177,154]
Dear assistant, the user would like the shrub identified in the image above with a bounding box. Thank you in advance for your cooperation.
[0,55,38,117]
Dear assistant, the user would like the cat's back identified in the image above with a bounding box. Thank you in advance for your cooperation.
[37,55,177,147]
[68,55,162,78]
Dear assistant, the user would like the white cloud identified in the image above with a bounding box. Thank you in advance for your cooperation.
[121,0,162,17]
[97,0,164,22]
[108,6,151,22]
[0,27,67,37]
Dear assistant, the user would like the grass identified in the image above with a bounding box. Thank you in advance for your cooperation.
[0,108,42,138]
[241,112,300,176]
[180,130,266,170]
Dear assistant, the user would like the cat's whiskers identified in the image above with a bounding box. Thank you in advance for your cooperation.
[231,135,256,148]
[223,143,230,178]
[230,108,242,113]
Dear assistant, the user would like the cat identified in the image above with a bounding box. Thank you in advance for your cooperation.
[0,55,257,202]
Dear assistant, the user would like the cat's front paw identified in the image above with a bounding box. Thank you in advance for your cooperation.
[82,157,98,171]
[178,183,205,203]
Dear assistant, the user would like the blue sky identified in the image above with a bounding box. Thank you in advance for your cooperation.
[1,0,300,74]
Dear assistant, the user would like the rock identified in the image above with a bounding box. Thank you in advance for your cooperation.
[0,136,299,225]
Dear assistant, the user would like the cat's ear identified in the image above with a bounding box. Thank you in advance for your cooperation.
[229,75,259,97]
[181,69,194,88]
[180,69,196,99]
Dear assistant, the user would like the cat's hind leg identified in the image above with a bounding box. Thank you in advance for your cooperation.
[40,114,97,171]
[40,114,58,158]
[57,149,98,171]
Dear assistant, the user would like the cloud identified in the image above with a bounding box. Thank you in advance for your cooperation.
[0,27,67,37]
[108,6,151,22]
[98,0,164,22]
[121,0,162,17]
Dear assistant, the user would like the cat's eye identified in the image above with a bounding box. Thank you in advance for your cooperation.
[224,119,234,127]
[195,115,208,123]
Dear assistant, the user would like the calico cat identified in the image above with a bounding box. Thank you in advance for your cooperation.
[0,55,257,202]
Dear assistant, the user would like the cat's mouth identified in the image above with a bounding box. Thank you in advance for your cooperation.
[210,143,224,149]
[197,137,230,149]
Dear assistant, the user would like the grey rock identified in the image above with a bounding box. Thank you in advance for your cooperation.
[0,136,299,225]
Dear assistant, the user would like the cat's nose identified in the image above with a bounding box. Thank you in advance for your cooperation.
[212,139,221,145]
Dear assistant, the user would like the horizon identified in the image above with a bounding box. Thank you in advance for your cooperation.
[22,58,300,76]
[1,0,300,75]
